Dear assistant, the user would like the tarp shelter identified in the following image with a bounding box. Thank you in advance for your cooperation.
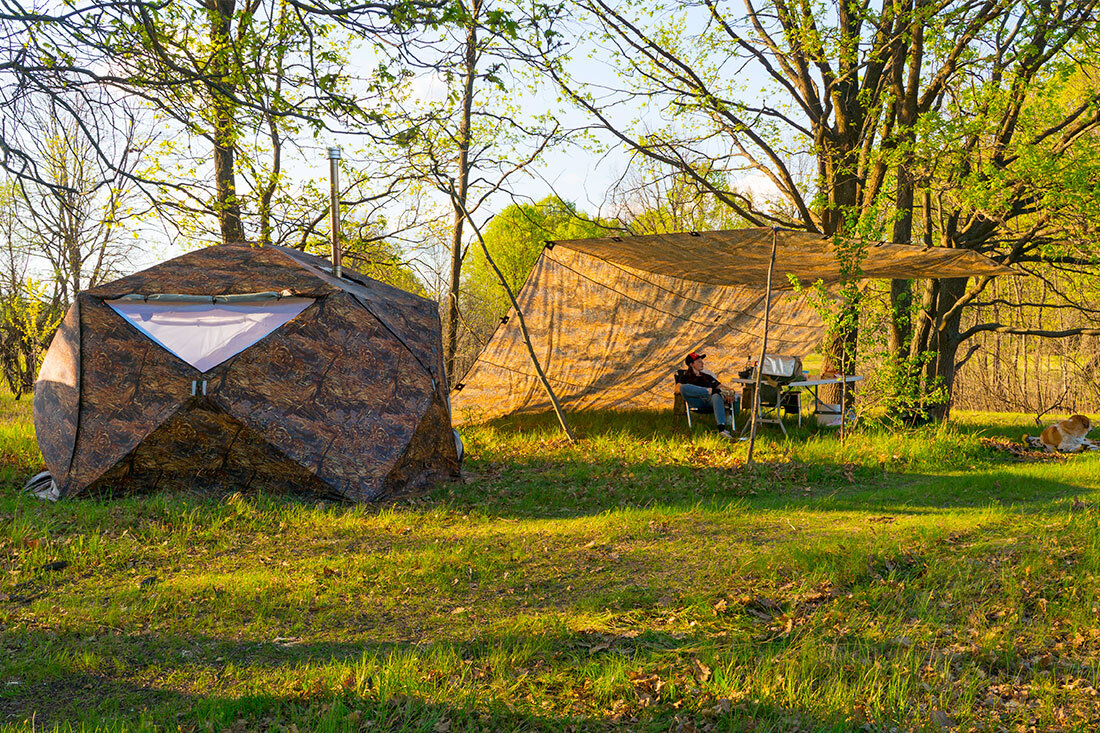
[34,243,460,502]
[450,228,1016,423]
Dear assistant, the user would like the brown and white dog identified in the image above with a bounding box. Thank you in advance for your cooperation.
[1040,414,1093,453]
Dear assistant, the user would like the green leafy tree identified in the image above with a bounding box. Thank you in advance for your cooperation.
[531,0,1014,403]
[374,0,568,382]
[0,0,439,246]
[911,46,1100,419]
[536,0,1100,417]
[0,183,63,398]
[457,196,610,367]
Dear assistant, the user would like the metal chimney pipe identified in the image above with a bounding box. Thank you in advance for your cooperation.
[326,146,342,278]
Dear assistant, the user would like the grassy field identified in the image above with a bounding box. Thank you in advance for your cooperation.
[2,396,1099,732]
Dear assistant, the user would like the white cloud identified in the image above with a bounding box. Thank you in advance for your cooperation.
[731,172,784,204]
[407,72,449,106]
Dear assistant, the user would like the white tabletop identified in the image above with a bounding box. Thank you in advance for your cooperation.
[724,375,863,387]
[789,376,864,387]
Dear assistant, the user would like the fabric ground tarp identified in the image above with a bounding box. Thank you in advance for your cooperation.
[450,228,1016,423]
[34,243,460,501]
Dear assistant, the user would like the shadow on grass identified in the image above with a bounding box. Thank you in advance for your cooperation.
[445,465,1088,517]
[445,409,1094,518]
[468,407,1047,445]
[5,409,1094,523]
[0,628,879,733]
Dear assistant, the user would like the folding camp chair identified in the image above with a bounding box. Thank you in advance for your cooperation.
[674,370,737,431]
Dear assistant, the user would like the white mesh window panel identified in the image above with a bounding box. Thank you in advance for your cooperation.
[106,298,314,373]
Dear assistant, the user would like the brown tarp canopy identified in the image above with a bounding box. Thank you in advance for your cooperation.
[554,228,1016,287]
[450,228,1015,423]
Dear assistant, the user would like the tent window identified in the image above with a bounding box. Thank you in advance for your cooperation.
[106,297,315,372]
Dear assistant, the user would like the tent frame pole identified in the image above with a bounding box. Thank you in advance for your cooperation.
[452,198,576,443]
[747,227,779,465]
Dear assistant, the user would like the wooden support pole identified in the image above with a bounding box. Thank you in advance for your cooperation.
[747,228,779,465]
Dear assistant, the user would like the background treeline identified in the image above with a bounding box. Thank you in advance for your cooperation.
[2,0,1100,420]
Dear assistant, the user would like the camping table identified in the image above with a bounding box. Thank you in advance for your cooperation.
[729,375,864,434]
[790,375,864,417]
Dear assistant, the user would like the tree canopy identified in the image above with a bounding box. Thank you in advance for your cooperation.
[2,0,1100,414]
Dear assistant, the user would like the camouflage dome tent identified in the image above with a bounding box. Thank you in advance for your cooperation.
[451,228,1016,424]
[33,243,460,502]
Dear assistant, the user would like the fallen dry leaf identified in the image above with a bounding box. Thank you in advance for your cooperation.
[710,698,732,716]
[744,596,782,620]
[929,708,955,729]
[692,658,711,683]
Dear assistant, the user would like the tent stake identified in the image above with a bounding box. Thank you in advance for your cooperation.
[453,200,576,443]
[747,228,779,465]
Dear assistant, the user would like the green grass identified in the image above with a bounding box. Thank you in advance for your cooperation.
[3,399,1100,731]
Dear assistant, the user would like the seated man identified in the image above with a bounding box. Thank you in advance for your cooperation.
[676,351,737,439]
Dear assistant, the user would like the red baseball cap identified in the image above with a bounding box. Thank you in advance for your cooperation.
[685,351,706,365]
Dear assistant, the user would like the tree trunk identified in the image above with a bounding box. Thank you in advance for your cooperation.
[818,157,862,407]
[926,276,967,421]
[888,160,915,411]
[815,7,869,407]
[889,160,915,358]
[888,0,921,364]
[205,0,245,243]
[444,0,480,385]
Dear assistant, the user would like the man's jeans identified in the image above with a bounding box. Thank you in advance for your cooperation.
[680,383,728,427]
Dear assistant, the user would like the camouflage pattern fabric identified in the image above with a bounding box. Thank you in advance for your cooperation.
[34,243,460,502]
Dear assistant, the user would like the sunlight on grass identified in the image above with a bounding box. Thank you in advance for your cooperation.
[3,396,1100,731]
